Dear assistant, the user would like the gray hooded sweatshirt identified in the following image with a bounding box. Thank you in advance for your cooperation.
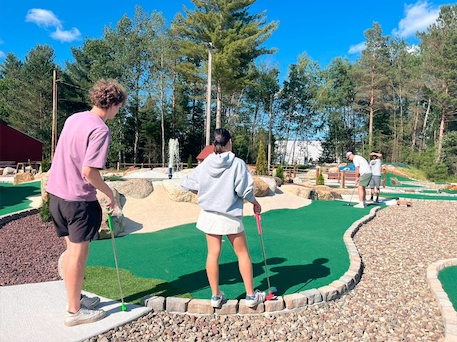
[180,152,256,217]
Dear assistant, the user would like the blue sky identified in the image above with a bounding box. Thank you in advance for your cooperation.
[0,0,450,79]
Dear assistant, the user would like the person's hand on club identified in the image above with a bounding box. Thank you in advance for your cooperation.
[104,189,116,215]
[252,200,262,214]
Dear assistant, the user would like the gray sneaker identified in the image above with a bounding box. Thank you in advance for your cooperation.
[80,294,100,309]
[64,308,106,327]
[66,294,100,311]
[245,290,266,308]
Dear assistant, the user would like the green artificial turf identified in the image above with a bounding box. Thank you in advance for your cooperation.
[83,267,192,304]
[381,193,457,201]
[86,201,382,300]
[421,189,457,194]
[0,181,41,216]
[439,267,457,311]
[385,173,422,188]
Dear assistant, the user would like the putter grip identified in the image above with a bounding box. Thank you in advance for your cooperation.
[255,213,262,235]
[105,200,113,232]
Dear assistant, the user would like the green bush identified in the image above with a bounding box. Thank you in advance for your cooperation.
[274,165,284,182]
[256,141,268,175]
[187,155,193,169]
[39,197,51,223]
[41,159,51,172]
[317,169,325,185]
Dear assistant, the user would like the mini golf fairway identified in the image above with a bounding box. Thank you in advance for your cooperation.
[385,173,422,188]
[86,201,381,301]
[381,193,457,201]
[0,181,41,216]
[439,266,457,311]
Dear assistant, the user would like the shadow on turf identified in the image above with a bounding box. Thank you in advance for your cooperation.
[169,257,331,299]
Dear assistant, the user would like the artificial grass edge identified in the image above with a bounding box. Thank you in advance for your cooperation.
[83,266,192,305]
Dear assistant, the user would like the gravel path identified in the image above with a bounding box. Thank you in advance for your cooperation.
[2,201,456,341]
[86,201,456,342]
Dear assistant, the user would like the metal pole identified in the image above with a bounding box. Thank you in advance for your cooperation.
[205,43,213,146]
[51,70,57,160]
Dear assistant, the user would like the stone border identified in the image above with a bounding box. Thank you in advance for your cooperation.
[140,206,381,316]
[0,208,39,229]
[427,258,457,342]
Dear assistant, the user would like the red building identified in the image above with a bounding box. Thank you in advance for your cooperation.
[0,120,43,166]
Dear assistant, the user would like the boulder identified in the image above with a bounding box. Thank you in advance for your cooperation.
[96,188,125,239]
[3,167,16,175]
[339,163,347,167]
[247,165,257,176]
[257,176,277,194]
[314,185,334,201]
[152,167,170,175]
[331,188,354,195]
[253,177,270,197]
[329,167,339,173]
[109,179,153,199]
[41,174,50,203]
[281,185,315,199]
[162,179,198,203]
[390,177,401,186]
[330,191,343,199]
[273,176,283,187]
[305,171,316,179]
[13,172,34,185]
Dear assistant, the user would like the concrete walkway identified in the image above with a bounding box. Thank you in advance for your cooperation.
[0,281,151,342]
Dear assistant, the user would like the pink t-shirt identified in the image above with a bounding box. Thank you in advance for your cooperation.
[46,111,111,201]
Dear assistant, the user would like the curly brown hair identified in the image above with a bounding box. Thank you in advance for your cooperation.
[90,79,127,109]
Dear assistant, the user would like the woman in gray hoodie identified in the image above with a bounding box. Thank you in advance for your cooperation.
[181,128,266,308]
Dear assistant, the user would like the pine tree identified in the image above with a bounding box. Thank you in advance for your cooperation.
[256,141,268,175]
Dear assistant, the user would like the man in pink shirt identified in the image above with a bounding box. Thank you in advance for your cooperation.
[47,79,127,326]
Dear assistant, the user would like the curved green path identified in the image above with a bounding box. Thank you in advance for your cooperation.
[87,201,381,300]
[0,181,41,216]
[381,193,457,201]
[439,266,457,311]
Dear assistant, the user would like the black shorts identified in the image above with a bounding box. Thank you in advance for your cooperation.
[49,194,102,243]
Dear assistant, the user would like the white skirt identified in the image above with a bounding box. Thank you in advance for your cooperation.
[196,210,244,235]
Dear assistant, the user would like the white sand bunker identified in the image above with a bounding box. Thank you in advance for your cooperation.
[120,185,312,235]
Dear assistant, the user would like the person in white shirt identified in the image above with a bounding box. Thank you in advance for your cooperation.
[346,152,372,208]
[369,151,383,202]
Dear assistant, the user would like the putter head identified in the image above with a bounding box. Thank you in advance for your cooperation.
[121,303,127,311]
[266,291,275,301]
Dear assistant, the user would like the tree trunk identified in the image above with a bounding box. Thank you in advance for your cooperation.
[133,75,140,164]
[435,109,445,162]
[171,63,177,137]
[421,99,431,151]
[160,54,166,167]
[369,61,374,149]
[411,101,419,150]
[267,94,273,172]
[399,90,404,161]
[246,101,260,162]
[216,83,222,129]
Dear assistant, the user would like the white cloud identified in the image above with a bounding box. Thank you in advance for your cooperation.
[407,44,420,53]
[50,27,81,43]
[348,42,366,54]
[393,1,440,38]
[0,51,5,59]
[26,9,62,29]
[25,8,81,43]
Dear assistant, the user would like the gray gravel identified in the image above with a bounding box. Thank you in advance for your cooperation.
[84,200,456,341]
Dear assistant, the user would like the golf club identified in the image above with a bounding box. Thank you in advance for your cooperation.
[106,202,127,311]
[254,213,277,300]
[343,182,358,207]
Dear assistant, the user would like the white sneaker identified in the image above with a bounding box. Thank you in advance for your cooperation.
[353,203,366,208]
[211,291,225,308]
[64,308,106,326]
[245,290,266,308]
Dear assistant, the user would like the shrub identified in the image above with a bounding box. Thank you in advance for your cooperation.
[187,155,193,169]
[41,159,51,172]
[39,197,51,223]
[317,168,325,185]
[274,165,284,182]
[256,141,268,175]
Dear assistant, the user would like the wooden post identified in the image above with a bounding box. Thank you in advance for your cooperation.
[51,70,57,160]
[117,162,120,171]
[288,168,292,179]
[338,168,341,182]
[316,168,319,186]
[383,169,387,188]
[293,167,297,178]
[342,170,346,189]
